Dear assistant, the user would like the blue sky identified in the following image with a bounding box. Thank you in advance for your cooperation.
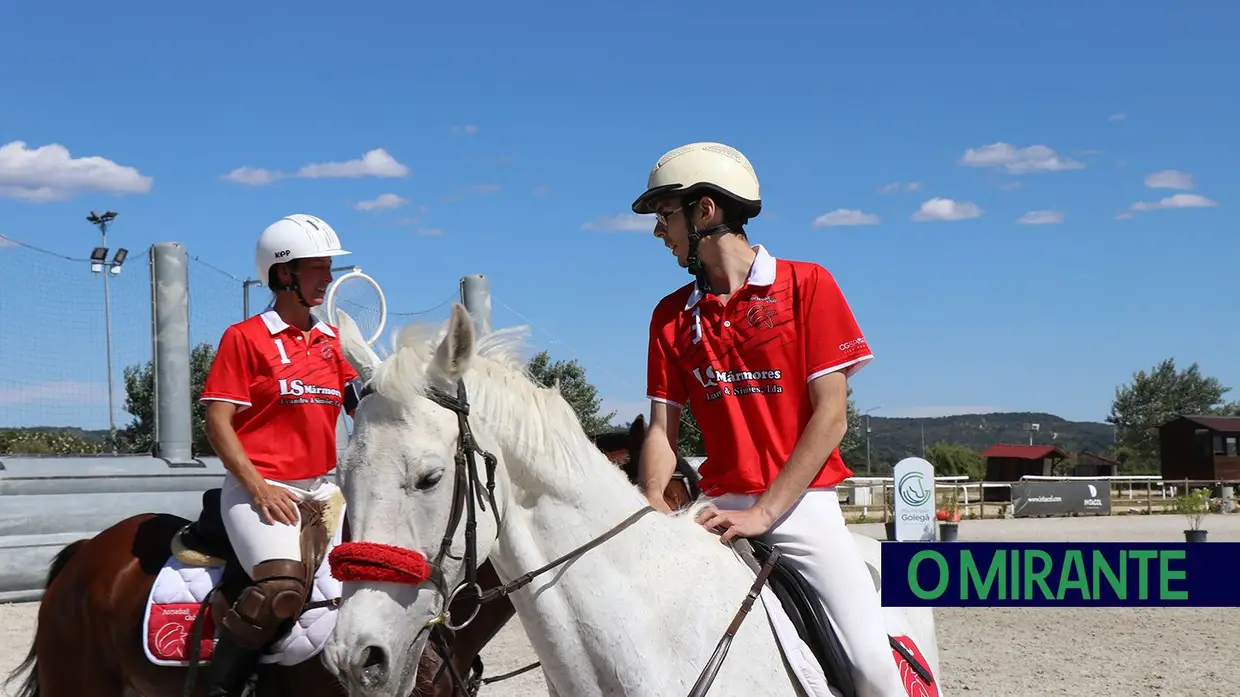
[1,1,1237,432]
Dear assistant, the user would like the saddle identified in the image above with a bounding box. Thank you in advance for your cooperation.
[734,539,934,697]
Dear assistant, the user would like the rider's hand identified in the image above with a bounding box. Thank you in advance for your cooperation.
[696,504,775,544]
[252,483,301,526]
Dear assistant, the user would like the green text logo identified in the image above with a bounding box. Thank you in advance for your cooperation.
[898,471,931,507]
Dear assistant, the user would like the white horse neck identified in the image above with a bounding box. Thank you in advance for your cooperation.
[459,360,800,697]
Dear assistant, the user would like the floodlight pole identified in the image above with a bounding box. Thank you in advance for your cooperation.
[88,210,118,452]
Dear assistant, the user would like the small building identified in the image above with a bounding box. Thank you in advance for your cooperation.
[1071,451,1121,478]
[1158,415,1240,482]
[979,444,1070,501]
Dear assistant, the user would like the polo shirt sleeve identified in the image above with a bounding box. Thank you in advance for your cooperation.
[200,325,255,407]
[337,347,359,386]
[802,265,873,382]
[646,309,688,409]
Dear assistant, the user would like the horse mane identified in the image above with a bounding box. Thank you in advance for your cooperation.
[367,318,632,493]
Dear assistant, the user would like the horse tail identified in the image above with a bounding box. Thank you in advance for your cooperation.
[3,538,87,697]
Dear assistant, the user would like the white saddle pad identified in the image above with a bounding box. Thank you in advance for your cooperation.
[141,513,344,667]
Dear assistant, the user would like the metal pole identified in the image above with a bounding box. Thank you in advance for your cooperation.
[865,414,871,475]
[459,274,492,336]
[150,242,195,464]
[101,224,117,453]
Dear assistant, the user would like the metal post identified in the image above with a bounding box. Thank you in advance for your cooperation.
[459,274,492,336]
[102,233,117,452]
[865,414,871,475]
[150,242,195,464]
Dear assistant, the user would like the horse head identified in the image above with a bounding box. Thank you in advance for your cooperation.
[323,304,509,697]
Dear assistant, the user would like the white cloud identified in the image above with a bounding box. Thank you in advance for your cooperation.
[296,148,408,179]
[451,124,479,136]
[911,197,982,222]
[223,148,409,186]
[533,185,553,196]
[0,141,153,202]
[222,166,282,186]
[1144,169,1194,190]
[416,227,444,237]
[1017,209,1064,225]
[877,181,920,194]
[812,209,880,227]
[959,142,1085,174]
[1108,113,1126,122]
[354,193,408,211]
[0,234,18,248]
[582,213,656,232]
[1127,193,1218,212]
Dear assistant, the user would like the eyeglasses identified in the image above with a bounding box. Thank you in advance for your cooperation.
[653,206,683,227]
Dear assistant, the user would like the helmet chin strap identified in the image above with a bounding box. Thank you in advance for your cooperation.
[271,263,314,309]
[682,197,740,296]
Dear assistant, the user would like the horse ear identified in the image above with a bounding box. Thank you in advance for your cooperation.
[335,309,382,382]
[431,303,476,383]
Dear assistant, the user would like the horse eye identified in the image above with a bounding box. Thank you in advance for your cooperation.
[415,469,444,491]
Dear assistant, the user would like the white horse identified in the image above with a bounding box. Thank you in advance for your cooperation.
[322,304,942,697]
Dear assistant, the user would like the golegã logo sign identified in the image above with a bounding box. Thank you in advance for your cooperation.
[898,471,932,508]
[893,457,936,541]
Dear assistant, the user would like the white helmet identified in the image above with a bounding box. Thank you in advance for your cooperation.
[254,213,351,284]
[630,142,762,219]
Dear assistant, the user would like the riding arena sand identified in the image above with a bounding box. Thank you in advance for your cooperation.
[3,513,1237,696]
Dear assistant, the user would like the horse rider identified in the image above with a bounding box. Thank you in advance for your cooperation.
[632,143,907,697]
[199,213,362,696]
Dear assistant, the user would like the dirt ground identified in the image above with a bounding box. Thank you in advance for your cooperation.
[3,514,1236,696]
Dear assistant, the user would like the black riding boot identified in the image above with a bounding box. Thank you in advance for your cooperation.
[204,626,261,697]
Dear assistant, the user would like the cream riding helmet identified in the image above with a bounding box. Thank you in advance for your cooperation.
[254,213,351,308]
[630,142,762,293]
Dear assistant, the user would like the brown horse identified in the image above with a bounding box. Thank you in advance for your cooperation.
[2,415,696,697]
[0,506,500,697]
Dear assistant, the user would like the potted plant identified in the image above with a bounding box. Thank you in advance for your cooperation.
[937,487,961,542]
[1175,487,1211,542]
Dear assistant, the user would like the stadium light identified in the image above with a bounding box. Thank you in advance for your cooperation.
[86,210,120,452]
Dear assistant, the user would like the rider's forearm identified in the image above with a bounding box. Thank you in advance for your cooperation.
[756,392,848,522]
[638,426,679,500]
[205,408,267,495]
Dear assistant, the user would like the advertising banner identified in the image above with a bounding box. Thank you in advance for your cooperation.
[1012,480,1111,517]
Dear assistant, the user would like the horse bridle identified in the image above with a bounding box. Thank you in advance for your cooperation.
[336,377,658,697]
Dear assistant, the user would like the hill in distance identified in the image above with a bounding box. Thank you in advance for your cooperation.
[6,411,1117,465]
[861,411,1116,465]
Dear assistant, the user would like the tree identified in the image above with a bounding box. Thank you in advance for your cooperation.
[1107,357,1240,468]
[115,342,218,455]
[525,350,616,435]
[839,386,865,468]
[924,442,985,479]
[677,403,705,456]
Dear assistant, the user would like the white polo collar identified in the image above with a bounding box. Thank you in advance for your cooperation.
[260,309,336,337]
[684,244,777,311]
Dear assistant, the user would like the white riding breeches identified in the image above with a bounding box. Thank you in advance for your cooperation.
[219,471,340,579]
[710,488,907,697]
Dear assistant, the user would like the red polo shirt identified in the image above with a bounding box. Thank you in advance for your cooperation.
[200,310,358,481]
[646,245,873,497]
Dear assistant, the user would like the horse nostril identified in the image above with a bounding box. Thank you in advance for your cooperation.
[356,644,390,687]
